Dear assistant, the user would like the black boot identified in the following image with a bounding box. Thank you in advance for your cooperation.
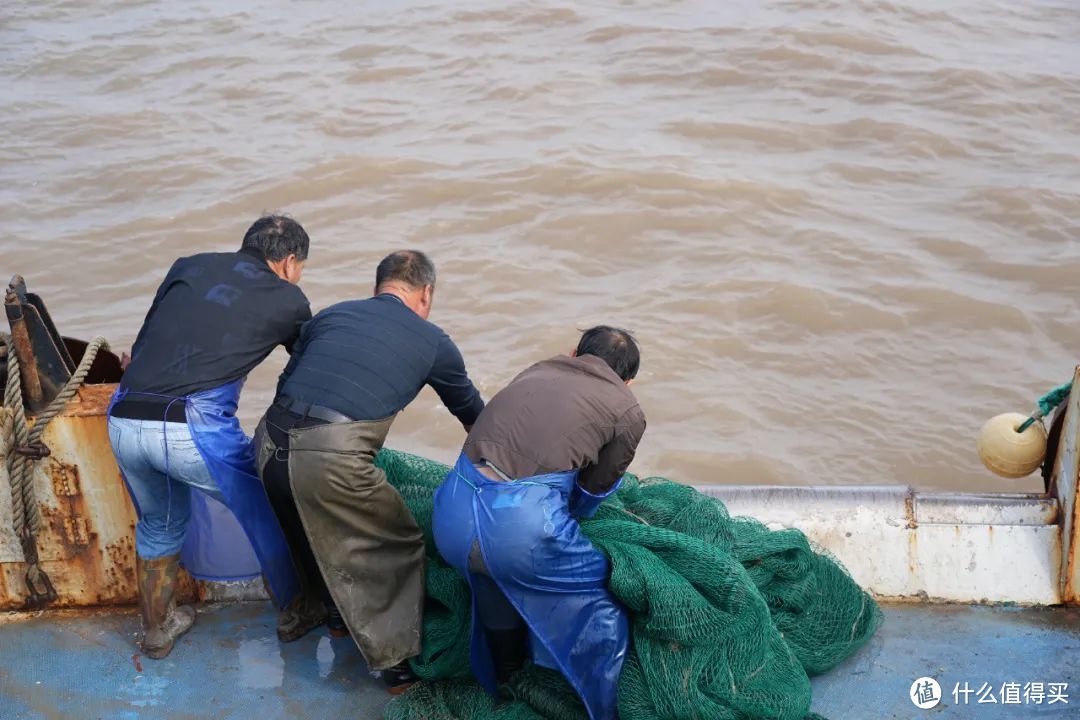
[487,627,527,684]
[326,604,349,638]
[276,593,327,643]
[382,661,418,695]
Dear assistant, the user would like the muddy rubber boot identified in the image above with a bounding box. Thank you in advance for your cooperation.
[277,593,327,643]
[382,661,419,695]
[137,554,196,660]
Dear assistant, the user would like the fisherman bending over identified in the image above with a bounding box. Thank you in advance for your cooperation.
[254,250,483,693]
[108,216,311,659]
[432,326,646,720]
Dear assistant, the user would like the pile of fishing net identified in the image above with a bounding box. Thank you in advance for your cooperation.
[377,449,881,720]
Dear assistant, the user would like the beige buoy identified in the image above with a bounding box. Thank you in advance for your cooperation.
[977,412,1048,478]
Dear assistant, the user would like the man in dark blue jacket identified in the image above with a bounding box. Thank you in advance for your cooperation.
[254,250,483,692]
[109,215,311,660]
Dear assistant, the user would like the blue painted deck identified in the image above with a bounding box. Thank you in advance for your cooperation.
[0,603,1077,719]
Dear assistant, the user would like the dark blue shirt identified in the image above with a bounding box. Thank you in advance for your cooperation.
[117,247,311,401]
[275,294,484,425]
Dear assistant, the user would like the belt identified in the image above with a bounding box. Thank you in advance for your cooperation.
[110,396,188,423]
[274,396,355,424]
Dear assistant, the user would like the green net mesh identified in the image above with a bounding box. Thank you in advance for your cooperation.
[377,449,881,720]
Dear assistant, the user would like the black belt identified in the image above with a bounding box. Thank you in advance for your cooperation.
[111,397,188,423]
[274,396,354,424]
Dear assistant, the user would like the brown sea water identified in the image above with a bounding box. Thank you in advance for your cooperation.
[2,0,1078,491]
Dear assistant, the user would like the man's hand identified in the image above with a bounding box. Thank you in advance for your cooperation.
[120,352,132,370]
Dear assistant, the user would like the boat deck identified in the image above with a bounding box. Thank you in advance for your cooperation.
[0,603,1077,719]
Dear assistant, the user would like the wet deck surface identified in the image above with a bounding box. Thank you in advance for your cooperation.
[0,603,1076,719]
[812,603,1079,719]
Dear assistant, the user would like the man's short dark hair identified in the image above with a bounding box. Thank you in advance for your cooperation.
[241,215,310,262]
[375,250,437,290]
[576,326,640,382]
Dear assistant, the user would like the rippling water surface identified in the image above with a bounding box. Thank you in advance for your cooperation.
[3,0,1079,491]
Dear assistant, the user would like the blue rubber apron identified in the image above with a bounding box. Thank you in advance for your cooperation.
[433,452,628,720]
[108,379,300,609]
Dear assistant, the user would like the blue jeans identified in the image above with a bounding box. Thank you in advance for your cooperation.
[108,417,223,559]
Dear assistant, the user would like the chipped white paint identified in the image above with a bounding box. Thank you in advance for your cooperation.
[915,493,1057,526]
[692,484,1064,605]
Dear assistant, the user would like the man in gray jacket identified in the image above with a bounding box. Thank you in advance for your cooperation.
[433,326,646,720]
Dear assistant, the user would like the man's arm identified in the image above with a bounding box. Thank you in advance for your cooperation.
[275,307,313,398]
[283,303,311,354]
[428,334,484,428]
[578,406,647,494]
[283,290,312,354]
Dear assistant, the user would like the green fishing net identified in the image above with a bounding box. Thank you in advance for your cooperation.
[377,449,880,720]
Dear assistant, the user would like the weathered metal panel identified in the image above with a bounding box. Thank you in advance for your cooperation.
[913,524,1061,604]
[1055,366,1080,602]
[915,493,1057,526]
[199,578,269,603]
[1,383,267,609]
[694,484,1063,605]
[0,383,138,610]
[699,485,913,525]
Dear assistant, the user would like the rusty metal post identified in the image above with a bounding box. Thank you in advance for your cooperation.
[4,288,45,411]
[1051,365,1080,604]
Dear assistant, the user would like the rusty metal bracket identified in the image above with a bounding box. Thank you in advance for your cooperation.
[51,460,80,496]
[13,442,50,459]
[5,287,45,410]
[19,527,57,609]
[23,564,58,609]
[5,275,77,412]
[62,517,90,547]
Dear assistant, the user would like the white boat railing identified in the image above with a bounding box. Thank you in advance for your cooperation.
[689,366,1080,606]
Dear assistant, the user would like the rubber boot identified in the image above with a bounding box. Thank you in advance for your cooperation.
[326,602,349,638]
[137,554,196,659]
[277,593,327,643]
[382,660,419,695]
[487,627,528,684]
